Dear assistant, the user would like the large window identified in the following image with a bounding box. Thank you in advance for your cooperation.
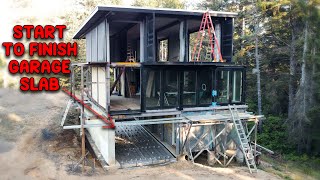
[143,67,244,110]
[217,70,230,104]
[216,69,243,104]
[158,39,168,62]
[183,71,196,105]
[199,69,213,105]
[163,70,178,107]
[232,71,242,102]
[189,31,216,62]
[146,70,160,108]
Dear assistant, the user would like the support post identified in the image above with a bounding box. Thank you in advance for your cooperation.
[106,65,110,113]
[223,121,227,166]
[80,65,86,171]
[208,150,216,166]
[140,21,145,62]
[179,20,187,62]
[70,65,73,100]
[90,66,92,97]
[254,118,258,161]
[214,23,221,61]
[72,66,76,102]
[176,123,181,156]
[96,67,99,103]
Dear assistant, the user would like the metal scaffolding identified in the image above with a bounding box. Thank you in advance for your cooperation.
[62,62,264,173]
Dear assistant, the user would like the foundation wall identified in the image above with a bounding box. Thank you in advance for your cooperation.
[86,120,116,165]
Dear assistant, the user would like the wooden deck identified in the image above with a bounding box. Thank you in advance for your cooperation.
[110,95,140,111]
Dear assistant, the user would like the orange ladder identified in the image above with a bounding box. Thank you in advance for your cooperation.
[191,12,224,62]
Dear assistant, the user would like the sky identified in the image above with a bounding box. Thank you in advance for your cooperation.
[0,0,195,54]
[0,0,192,48]
[0,0,194,86]
[0,0,72,44]
[0,0,74,85]
[0,0,133,41]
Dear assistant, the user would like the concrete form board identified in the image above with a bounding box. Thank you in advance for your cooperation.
[92,67,98,101]
[86,120,116,165]
[90,67,107,108]
[98,67,107,108]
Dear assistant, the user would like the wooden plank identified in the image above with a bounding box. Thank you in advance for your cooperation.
[61,99,72,126]
[146,71,155,98]
[110,62,141,67]
[63,124,107,129]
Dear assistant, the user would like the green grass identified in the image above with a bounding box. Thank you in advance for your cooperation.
[260,154,320,180]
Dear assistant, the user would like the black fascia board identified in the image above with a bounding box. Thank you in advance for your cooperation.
[73,6,237,39]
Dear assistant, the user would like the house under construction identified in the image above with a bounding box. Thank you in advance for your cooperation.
[62,6,266,173]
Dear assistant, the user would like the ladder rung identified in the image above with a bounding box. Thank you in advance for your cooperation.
[230,105,256,173]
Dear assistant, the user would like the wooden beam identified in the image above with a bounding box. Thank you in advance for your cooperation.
[110,67,125,95]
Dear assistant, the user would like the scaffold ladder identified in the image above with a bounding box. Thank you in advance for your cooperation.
[191,11,224,62]
[127,43,136,62]
[229,105,257,173]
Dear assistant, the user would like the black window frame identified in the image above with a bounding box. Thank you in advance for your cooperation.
[141,65,246,111]
[214,67,246,105]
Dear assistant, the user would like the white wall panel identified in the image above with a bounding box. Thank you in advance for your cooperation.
[98,67,106,108]
[91,27,98,61]
[97,21,106,62]
[91,67,98,101]
[86,32,92,62]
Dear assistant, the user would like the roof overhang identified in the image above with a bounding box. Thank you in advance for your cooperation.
[73,5,238,39]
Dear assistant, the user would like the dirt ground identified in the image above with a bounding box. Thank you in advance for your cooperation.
[0,88,281,180]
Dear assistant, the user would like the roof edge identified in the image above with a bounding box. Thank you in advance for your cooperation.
[73,6,99,39]
[73,5,238,39]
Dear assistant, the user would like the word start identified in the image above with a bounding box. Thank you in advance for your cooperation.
[1,25,77,91]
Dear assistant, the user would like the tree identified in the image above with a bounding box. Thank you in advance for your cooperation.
[61,0,123,61]
[132,0,184,8]
[198,0,320,155]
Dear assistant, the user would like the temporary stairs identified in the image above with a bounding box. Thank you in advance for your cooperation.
[229,105,257,173]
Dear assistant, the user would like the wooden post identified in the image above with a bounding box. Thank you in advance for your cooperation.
[106,65,110,111]
[80,65,86,172]
[71,66,76,102]
[70,65,73,99]
[106,20,111,112]
[90,66,92,97]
